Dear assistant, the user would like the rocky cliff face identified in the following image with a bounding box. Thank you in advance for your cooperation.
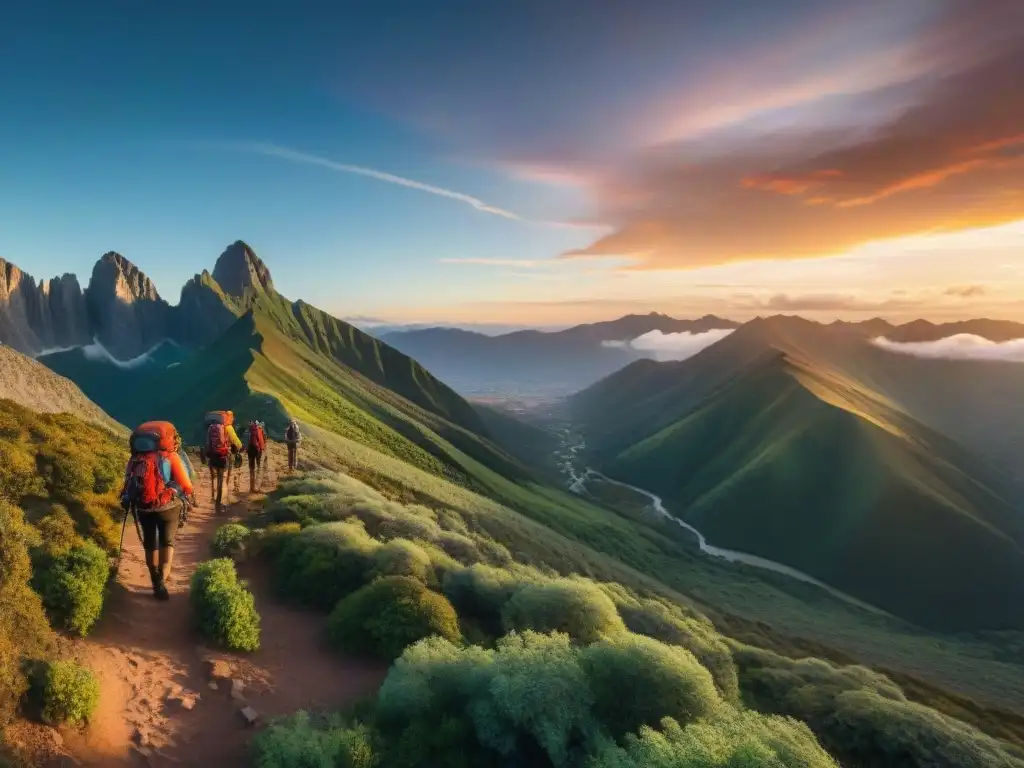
[212,240,274,298]
[85,252,171,359]
[0,242,273,359]
[0,259,91,353]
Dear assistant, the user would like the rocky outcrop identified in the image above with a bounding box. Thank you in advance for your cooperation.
[212,240,274,299]
[173,271,243,347]
[0,241,276,358]
[0,259,90,354]
[85,252,171,359]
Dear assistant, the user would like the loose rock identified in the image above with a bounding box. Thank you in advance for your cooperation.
[240,706,259,727]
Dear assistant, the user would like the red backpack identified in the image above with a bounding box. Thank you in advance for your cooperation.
[249,423,266,452]
[124,422,176,510]
[206,422,230,458]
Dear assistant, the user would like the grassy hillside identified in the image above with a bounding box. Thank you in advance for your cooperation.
[607,351,1024,631]
[0,346,124,434]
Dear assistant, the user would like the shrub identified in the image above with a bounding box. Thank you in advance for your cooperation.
[190,559,261,652]
[327,576,460,661]
[275,521,379,609]
[733,645,1024,767]
[251,711,376,768]
[501,579,625,644]
[581,633,724,738]
[377,513,441,544]
[33,540,109,636]
[0,502,54,728]
[436,532,482,565]
[617,597,739,704]
[211,523,251,559]
[586,712,838,768]
[36,448,93,502]
[251,522,302,560]
[37,660,100,727]
[442,565,524,636]
[371,539,434,583]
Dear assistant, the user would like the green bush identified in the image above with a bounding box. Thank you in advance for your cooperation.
[371,539,434,583]
[33,540,109,636]
[251,522,302,559]
[275,521,379,609]
[733,644,1024,767]
[616,596,739,704]
[251,711,376,768]
[211,523,251,559]
[33,506,80,557]
[0,502,54,728]
[190,559,261,652]
[502,578,625,644]
[442,565,524,636]
[581,633,724,738]
[37,660,100,727]
[435,532,482,565]
[586,712,838,768]
[327,576,460,661]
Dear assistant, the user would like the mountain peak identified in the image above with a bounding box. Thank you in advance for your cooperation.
[212,240,274,298]
[89,251,161,302]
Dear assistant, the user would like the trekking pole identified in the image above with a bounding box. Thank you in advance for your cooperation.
[115,507,130,575]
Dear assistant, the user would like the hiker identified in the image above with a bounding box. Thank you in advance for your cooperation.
[245,419,267,492]
[200,410,242,511]
[285,418,302,471]
[120,421,195,600]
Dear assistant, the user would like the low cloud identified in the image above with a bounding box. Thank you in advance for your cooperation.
[737,292,925,313]
[873,334,1024,362]
[603,328,734,361]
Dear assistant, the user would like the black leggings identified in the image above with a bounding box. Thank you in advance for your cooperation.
[139,506,179,551]
[248,447,263,471]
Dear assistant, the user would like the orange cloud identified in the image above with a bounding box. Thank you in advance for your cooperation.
[740,169,842,196]
[566,20,1024,270]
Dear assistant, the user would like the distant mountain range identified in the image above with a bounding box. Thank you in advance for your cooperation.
[379,313,1024,396]
[379,313,741,396]
[571,315,1024,632]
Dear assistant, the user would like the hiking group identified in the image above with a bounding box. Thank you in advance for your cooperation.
[118,412,302,599]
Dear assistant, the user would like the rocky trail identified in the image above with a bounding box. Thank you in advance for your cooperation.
[29,446,387,767]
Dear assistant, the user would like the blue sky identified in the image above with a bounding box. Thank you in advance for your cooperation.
[1,1,1022,326]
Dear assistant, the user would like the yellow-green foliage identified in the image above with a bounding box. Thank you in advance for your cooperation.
[501,578,626,644]
[374,630,809,768]
[327,576,460,661]
[251,711,376,768]
[733,644,1024,767]
[36,660,100,727]
[210,523,251,559]
[32,540,108,636]
[0,502,54,729]
[581,633,724,738]
[608,590,740,704]
[190,559,261,652]
[586,712,839,768]
[372,539,434,584]
[275,520,380,608]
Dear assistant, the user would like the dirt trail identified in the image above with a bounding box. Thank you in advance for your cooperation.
[60,446,388,767]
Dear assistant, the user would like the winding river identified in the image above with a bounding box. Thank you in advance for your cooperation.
[559,436,885,615]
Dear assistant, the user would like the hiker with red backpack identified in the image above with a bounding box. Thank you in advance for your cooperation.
[245,420,267,492]
[119,421,195,600]
[199,410,242,511]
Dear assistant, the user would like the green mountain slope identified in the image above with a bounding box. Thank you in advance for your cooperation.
[574,317,1024,631]
[607,351,1024,630]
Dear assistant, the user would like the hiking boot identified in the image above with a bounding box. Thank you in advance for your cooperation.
[154,576,170,601]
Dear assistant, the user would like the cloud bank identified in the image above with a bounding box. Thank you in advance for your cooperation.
[604,328,734,361]
[873,334,1024,362]
[38,340,171,370]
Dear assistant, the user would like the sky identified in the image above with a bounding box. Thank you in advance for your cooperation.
[1,0,1022,328]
